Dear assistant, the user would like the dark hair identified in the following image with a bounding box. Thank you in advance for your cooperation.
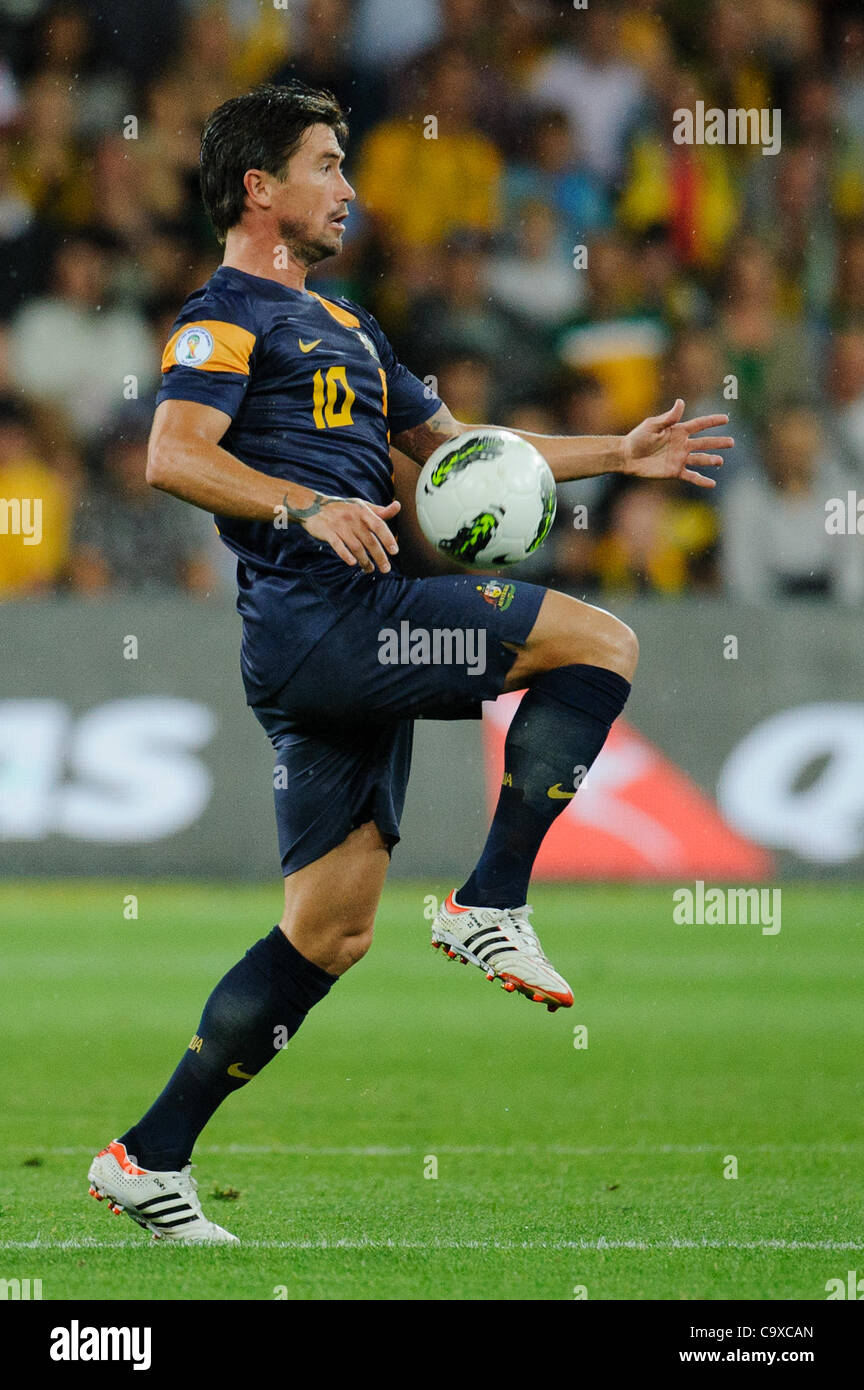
[199,81,349,243]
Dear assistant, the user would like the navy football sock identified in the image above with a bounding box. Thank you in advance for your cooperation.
[458,663,631,910]
[119,927,336,1172]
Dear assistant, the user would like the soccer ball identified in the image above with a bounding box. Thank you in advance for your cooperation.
[415,428,557,567]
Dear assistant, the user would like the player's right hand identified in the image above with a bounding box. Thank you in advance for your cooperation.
[302,496,401,574]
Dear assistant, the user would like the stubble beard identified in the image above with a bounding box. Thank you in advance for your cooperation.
[276,215,337,268]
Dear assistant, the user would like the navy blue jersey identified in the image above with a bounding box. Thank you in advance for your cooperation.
[156,265,441,575]
[155,266,443,699]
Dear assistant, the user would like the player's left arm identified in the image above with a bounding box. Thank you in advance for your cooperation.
[393,398,733,490]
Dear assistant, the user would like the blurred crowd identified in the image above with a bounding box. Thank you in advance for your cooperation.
[1,0,864,603]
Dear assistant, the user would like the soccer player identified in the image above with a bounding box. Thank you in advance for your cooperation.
[88,83,732,1242]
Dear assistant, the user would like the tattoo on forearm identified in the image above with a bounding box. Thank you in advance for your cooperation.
[278,491,335,523]
[393,406,462,464]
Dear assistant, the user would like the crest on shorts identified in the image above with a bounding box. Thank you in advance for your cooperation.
[476,579,515,611]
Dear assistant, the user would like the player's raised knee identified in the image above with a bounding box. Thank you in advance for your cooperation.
[518,591,638,684]
[603,618,639,680]
[557,608,638,681]
[568,606,637,679]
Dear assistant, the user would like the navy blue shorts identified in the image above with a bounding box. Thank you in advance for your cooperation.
[249,571,546,875]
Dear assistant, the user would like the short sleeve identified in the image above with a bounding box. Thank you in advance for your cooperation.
[355,306,443,435]
[156,299,259,421]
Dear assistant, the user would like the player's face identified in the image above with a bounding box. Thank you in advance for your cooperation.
[272,123,354,267]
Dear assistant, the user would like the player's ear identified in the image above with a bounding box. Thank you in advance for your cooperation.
[242,168,273,213]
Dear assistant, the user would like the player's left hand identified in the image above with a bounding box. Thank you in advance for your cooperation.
[621,399,733,488]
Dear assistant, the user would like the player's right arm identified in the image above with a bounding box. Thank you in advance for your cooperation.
[147,399,400,574]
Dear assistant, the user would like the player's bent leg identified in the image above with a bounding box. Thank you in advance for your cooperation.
[436,588,636,1011]
[279,819,390,976]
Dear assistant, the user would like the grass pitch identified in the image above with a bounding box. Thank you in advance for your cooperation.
[1,880,862,1301]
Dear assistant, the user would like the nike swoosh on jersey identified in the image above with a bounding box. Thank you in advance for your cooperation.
[547,784,576,799]
[298,338,322,353]
[227,1062,255,1079]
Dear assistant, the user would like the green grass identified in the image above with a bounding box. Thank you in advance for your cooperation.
[1,880,862,1300]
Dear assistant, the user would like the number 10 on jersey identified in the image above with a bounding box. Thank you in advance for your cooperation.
[312,365,388,430]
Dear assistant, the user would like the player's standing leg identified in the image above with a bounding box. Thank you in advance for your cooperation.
[432,591,637,1009]
[88,821,389,1242]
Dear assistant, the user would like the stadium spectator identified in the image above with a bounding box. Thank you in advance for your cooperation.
[617,0,674,86]
[636,227,710,326]
[494,0,556,92]
[836,14,864,141]
[617,68,740,272]
[527,6,644,187]
[661,329,757,499]
[429,352,494,427]
[697,0,772,122]
[721,403,863,604]
[485,198,585,331]
[353,0,440,75]
[69,410,218,595]
[133,74,208,235]
[827,328,864,479]
[832,226,864,325]
[593,477,718,597]
[547,372,617,590]
[717,237,819,425]
[0,394,76,597]
[32,0,131,140]
[356,44,502,248]
[411,0,533,158]
[409,230,535,401]
[9,233,156,446]
[0,139,54,320]
[786,70,864,225]
[9,71,92,227]
[553,370,617,514]
[165,5,242,132]
[743,139,837,319]
[503,108,612,256]
[556,232,668,428]
[272,0,385,143]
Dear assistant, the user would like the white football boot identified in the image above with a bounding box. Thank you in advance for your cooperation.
[431,891,574,1012]
[88,1141,239,1243]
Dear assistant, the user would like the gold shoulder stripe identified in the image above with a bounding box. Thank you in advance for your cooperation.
[307,291,361,328]
[161,319,257,375]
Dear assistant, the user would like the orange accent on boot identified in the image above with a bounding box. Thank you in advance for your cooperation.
[445,890,470,914]
[98,1140,146,1175]
[499,973,574,1008]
